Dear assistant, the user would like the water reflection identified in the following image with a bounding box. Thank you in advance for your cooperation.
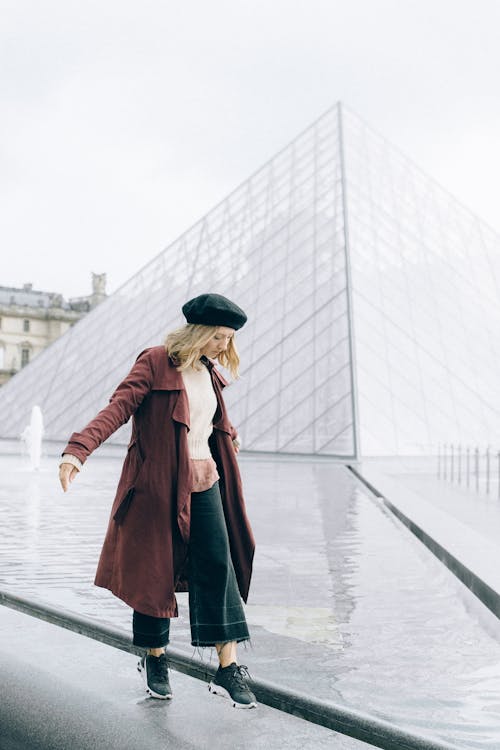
[20,404,44,471]
[24,474,42,543]
[0,453,500,747]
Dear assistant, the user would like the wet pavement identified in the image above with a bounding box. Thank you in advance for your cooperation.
[359,456,500,619]
[0,606,368,750]
[360,455,500,546]
[1,449,500,747]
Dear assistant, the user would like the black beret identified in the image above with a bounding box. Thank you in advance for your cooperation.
[182,293,247,330]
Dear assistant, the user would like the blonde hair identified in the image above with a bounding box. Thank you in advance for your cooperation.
[165,324,240,379]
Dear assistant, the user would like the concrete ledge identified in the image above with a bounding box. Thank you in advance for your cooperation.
[349,465,500,620]
[0,589,462,750]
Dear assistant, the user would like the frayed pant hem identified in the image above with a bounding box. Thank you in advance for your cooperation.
[190,635,250,648]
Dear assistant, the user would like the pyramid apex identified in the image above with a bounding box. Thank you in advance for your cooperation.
[2,103,499,456]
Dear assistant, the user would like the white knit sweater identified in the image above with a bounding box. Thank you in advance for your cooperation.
[181,363,217,459]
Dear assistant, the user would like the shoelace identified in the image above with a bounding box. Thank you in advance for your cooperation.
[230,664,251,689]
[150,654,169,680]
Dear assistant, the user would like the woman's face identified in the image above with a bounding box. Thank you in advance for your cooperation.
[200,326,235,359]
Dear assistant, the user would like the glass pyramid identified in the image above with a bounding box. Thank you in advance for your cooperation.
[1,103,500,457]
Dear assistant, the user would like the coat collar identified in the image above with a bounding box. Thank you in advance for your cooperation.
[150,349,185,391]
[149,348,229,391]
[200,355,229,389]
[144,349,188,427]
[147,347,231,432]
[200,357,233,433]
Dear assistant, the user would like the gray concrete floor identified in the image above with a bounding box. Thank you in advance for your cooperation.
[0,606,370,750]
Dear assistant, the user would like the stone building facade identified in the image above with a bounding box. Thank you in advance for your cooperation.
[0,274,106,385]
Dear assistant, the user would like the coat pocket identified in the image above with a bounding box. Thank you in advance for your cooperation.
[113,487,135,524]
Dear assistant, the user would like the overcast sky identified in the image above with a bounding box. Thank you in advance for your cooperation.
[2,0,499,299]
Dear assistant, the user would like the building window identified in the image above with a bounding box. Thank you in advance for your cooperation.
[23,319,30,332]
[0,346,4,369]
[21,348,30,368]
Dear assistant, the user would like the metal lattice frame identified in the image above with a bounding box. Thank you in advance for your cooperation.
[342,107,500,454]
[2,102,500,456]
[0,104,354,457]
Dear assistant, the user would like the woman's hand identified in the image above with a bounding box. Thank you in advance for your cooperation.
[232,436,241,454]
[59,463,79,492]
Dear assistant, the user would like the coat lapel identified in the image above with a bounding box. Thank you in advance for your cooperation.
[202,358,233,435]
[150,350,190,429]
[148,349,232,432]
[151,352,184,390]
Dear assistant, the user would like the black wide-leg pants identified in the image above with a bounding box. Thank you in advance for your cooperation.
[132,480,250,649]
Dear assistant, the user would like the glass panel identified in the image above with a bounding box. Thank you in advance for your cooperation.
[0,106,353,457]
[343,105,500,454]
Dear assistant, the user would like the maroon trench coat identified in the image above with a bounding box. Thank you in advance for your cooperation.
[63,346,255,618]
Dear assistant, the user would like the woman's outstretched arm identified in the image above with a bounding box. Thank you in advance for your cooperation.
[61,348,155,470]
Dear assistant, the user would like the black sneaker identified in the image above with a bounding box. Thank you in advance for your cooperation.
[208,663,257,709]
[137,652,172,699]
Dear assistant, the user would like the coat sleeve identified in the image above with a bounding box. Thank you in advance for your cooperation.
[62,349,155,464]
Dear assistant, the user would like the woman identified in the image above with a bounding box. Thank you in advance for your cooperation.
[58,293,256,708]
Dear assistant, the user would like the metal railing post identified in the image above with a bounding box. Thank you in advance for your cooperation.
[439,443,499,494]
